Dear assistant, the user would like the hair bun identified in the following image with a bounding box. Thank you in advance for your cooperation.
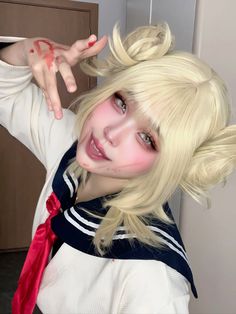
[180,125,236,206]
[80,23,174,77]
[111,23,174,65]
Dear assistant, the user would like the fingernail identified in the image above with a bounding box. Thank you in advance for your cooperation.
[89,34,96,41]
[56,111,62,119]
[88,34,97,47]
[68,84,76,92]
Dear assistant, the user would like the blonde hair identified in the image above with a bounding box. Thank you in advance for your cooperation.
[68,23,236,254]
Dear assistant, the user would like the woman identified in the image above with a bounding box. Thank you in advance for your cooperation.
[0,23,235,314]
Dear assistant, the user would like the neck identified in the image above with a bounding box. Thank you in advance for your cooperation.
[76,173,128,202]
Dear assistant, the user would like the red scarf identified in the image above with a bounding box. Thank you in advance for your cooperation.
[12,192,61,314]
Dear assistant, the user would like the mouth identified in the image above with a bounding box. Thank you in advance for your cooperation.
[86,133,110,161]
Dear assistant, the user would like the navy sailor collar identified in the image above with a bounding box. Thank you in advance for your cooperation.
[51,141,198,298]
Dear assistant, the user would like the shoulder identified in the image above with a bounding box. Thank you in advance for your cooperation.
[125,260,189,298]
[118,260,190,314]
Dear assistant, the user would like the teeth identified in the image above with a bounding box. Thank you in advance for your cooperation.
[91,139,103,156]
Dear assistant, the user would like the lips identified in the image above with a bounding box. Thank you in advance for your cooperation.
[86,134,110,161]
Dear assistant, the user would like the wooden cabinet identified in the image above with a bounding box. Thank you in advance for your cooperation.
[0,0,98,250]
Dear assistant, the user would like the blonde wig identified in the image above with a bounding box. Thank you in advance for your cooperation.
[68,23,236,254]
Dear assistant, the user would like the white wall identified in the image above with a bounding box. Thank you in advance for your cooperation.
[126,0,151,31]
[180,1,236,313]
[126,0,196,51]
[76,0,126,57]
[151,0,196,52]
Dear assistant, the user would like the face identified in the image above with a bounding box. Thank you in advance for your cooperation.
[76,92,160,180]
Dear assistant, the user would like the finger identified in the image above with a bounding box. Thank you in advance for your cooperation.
[72,34,98,53]
[56,56,77,93]
[82,35,108,57]
[43,70,62,119]
[63,35,107,65]
[31,63,46,90]
[31,67,54,111]
[52,42,70,52]
[43,90,53,111]
[62,35,96,65]
[30,65,52,110]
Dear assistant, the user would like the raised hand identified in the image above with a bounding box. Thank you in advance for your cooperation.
[24,35,107,119]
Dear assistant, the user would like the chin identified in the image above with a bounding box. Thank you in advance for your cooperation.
[76,156,91,171]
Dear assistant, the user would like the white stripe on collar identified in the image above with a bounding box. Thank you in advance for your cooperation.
[64,207,189,264]
[70,207,126,231]
[149,225,188,261]
[63,172,75,198]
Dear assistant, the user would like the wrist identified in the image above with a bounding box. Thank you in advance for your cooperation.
[0,39,29,66]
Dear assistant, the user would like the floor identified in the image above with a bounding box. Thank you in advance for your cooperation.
[0,251,42,314]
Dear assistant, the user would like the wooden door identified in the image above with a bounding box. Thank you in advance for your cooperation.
[0,0,98,250]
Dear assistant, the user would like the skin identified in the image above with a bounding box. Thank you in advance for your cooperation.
[76,92,160,200]
[0,35,159,200]
[0,34,108,119]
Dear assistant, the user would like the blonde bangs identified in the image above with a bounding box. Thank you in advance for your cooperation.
[66,23,235,255]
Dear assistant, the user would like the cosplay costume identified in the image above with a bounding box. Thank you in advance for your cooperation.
[0,60,197,314]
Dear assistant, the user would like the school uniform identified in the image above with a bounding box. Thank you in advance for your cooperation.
[0,60,197,314]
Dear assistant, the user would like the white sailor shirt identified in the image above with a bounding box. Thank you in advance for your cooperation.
[0,60,197,314]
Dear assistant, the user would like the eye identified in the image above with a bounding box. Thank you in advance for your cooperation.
[114,93,127,114]
[138,132,157,150]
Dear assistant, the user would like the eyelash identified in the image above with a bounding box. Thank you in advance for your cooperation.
[114,93,126,114]
[138,132,157,150]
[113,92,157,151]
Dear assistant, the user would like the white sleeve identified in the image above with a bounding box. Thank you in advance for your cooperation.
[158,295,190,314]
[118,261,190,314]
[0,60,76,170]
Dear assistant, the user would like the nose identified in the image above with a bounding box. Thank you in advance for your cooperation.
[104,120,133,146]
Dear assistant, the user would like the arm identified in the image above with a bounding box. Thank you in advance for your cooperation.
[0,39,28,66]
[0,35,107,169]
[0,35,107,118]
[158,295,190,314]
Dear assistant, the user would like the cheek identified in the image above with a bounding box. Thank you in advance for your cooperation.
[129,154,156,172]
[119,145,157,173]
[80,98,121,140]
[94,101,113,116]
[89,100,119,125]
